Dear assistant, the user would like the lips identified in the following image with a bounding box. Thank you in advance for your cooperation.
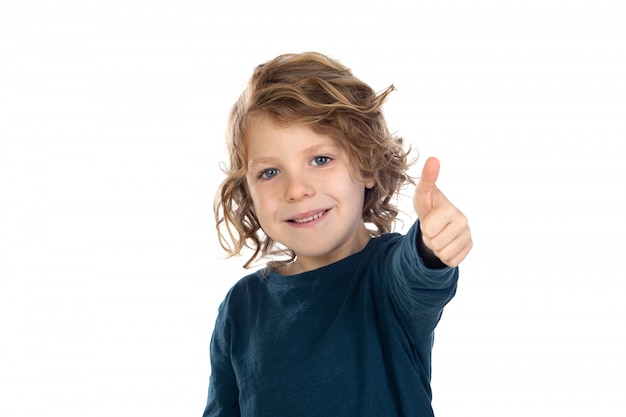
[289,210,328,224]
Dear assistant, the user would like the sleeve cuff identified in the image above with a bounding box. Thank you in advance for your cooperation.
[416,220,449,269]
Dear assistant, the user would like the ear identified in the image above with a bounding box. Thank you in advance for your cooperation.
[364,177,376,189]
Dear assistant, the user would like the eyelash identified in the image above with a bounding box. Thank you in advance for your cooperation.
[311,155,332,166]
[256,155,333,180]
[258,168,279,180]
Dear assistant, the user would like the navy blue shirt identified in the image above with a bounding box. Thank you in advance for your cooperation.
[203,222,459,417]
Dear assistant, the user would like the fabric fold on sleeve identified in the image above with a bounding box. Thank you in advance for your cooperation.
[383,221,459,342]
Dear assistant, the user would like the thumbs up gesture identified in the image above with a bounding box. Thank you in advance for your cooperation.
[414,157,472,267]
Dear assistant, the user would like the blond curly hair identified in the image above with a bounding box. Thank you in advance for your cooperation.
[215,52,413,269]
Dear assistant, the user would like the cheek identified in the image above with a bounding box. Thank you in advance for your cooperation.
[247,187,274,218]
[337,178,367,208]
[244,184,262,217]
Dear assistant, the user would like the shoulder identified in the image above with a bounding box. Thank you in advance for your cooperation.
[370,221,456,284]
[216,270,267,317]
[225,268,268,296]
[368,222,420,263]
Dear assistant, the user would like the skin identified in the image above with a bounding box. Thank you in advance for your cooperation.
[245,115,472,275]
[245,115,375,275]
[414,157,473,268]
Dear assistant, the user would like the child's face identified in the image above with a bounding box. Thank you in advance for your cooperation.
[245,115,375,273]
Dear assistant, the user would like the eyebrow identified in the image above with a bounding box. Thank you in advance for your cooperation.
[247,157,276,170]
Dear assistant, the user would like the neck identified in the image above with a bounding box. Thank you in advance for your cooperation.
[278,229,372,276]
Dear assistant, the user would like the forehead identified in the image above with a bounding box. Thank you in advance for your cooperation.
[245,115,343,159]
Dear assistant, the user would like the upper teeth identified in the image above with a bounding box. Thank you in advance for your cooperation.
[293,211,325,224]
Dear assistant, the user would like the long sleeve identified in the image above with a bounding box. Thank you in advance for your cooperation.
[382,221,459,342]
[201,225,459,417]
[202,300,240,417]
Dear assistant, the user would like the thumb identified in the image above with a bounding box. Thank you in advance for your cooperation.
[414,156,441,219]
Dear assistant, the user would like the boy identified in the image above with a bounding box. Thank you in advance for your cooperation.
[203,52,472,416]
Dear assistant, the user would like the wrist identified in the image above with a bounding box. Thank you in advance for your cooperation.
[416,226,448,269]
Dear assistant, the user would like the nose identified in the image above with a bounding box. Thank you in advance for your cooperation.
[284,173,314,202]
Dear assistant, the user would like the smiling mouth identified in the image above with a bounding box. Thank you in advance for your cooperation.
[289,210,327,224]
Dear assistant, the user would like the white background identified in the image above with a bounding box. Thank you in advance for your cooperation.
[1,0,625,416]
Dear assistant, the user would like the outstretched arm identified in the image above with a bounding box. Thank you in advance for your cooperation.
[413,157,473,268]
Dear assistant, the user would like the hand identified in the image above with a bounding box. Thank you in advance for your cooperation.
[414,157,472,267]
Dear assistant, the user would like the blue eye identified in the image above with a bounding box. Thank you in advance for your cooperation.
[259,168,279,179]
[311,156,331,166]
